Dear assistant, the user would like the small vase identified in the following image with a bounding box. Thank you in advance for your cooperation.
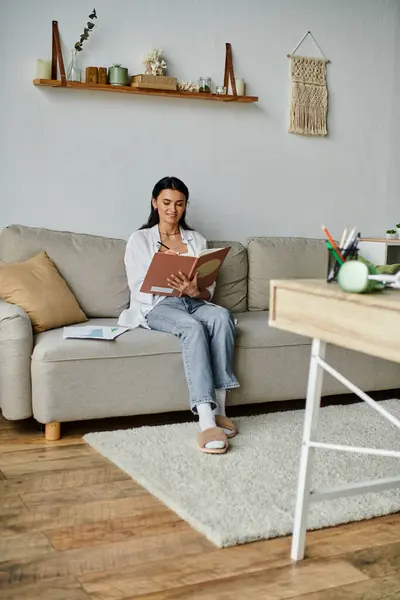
[67,49,82,82]
[108,66,129,86]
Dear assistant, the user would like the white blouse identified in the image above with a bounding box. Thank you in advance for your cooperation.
[118,224,216,329]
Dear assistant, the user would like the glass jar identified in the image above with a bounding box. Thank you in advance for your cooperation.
[198,76,212,93]
[67,49,82,82]
[216,85,226,95]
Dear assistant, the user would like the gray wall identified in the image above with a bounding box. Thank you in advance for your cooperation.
[0,0,399,242]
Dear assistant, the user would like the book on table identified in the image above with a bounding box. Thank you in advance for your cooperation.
[140,246,231,296]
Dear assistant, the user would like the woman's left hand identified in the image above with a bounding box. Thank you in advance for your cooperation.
[167,271,200,298]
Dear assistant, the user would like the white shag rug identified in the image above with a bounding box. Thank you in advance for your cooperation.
[84,399,400,548]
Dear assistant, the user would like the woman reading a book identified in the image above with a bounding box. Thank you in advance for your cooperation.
[119,176,240,454]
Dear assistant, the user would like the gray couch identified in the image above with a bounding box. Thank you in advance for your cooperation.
[1,224,400,439]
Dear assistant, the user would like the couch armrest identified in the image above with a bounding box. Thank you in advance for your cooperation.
[0,300,33,420]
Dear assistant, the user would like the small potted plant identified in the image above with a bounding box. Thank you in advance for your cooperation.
[198,77,212,93]
[396,223,400,237]
[386,229,397,240]
[108,64,129,86]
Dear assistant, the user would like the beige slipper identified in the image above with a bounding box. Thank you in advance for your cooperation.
[197,427,229,454]
[215,415,237,438]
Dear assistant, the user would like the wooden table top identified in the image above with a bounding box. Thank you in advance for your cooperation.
[269,279,400,364]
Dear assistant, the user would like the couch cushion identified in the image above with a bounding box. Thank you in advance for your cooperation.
[30,310,400,423]
[208,241,247,312]
[0,225,129,318]
[32,318,181,362]
[32,312,308,364]
[235,311,308,349]
[0,251,87,333]
[247,237,328,311]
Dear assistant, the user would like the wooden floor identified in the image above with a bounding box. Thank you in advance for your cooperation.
[1,400,400,600]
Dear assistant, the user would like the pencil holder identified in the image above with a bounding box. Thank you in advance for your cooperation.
[326,246,359,283]
[327,248,340,282]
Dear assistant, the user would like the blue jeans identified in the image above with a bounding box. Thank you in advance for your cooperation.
[146,297,240,414]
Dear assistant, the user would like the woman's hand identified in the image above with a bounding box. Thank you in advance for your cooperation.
[167,271,200,298]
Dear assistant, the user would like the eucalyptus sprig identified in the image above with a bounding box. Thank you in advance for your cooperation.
[74,8,97,52]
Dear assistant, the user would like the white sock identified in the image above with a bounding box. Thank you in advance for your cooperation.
[197,403,225,450]
[215,389,226,416]
[215,389,234,436]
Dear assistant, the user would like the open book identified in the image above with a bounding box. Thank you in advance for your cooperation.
[63,326,129,340]
[140,246,231,296]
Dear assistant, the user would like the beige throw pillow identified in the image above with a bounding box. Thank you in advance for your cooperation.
[0,251,87,333]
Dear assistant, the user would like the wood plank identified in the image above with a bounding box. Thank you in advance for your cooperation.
[79,516,400,600]
[113,558,367,600]
[1,453,106,478]
[0,433,84,453]
[3,405,400,600]
[306,514,400,558]
[0,418,21,431]
[20,479,142,509]
[0,532,54,563]
[46,507,183,551]
[79,538,292,599]
[0,419,39,438]
[0,465,129,498]
[0,444,93,467]
[291,572,400,599]
[0,577,90,600]
[0,529,212,590]
[0,495,28,518]
[0,469,5,480]
[346,540,400,578]
[33,79,259,102]
[0,494,169,536]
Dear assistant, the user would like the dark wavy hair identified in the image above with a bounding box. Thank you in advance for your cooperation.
[140,176,192,230]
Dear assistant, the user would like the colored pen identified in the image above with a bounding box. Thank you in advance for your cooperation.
[326,242,343,265]
[321,226,345,262]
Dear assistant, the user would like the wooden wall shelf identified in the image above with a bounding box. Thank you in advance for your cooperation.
[33,79,258,103]
[361,238,400,244]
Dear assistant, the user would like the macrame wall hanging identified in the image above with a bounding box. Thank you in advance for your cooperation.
[287,31,330,136]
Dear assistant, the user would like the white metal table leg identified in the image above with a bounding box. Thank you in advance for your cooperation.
[291,338,326,561]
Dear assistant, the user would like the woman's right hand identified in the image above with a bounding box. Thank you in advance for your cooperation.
[165,249,179,255]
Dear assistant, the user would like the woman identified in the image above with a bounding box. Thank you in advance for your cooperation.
[119,176,240,454]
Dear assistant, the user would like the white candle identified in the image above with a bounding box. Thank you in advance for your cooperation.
[36,59,52,80]
[235,78,245,96]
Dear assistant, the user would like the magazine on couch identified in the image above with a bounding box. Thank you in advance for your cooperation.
[63,326,129,340]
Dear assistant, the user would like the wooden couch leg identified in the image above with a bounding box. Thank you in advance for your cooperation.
[45,421,61,441]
